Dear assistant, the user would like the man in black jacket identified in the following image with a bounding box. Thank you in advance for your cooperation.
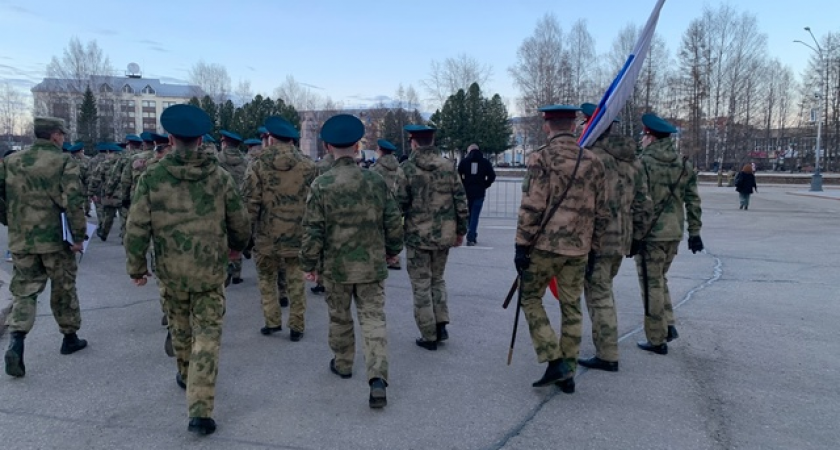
[458,144,496,246]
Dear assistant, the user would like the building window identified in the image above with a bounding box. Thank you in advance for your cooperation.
[163,101,177,109]
[142,85,156,95]
[142,100,156,108]
[122,84,134,94]
[100,83,113,93]
[142,111,155,118]
[142,118,157,131]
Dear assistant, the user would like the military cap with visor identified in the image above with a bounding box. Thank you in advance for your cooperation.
[160,104,213,139]
[220,130,243,143]
[150,132,170,144]
[264,116,300,140]
[538,104,580,120]
[125,134,143,143]
[377,139,397,152]
[321,114,365,147]
[244,138,262,147]
[34,117,69,136]
[139,131,155,142]
[580,102,620,123]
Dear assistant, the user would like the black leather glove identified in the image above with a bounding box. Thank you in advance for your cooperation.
[688,235,704,254]
[122,198,131,208]
[627,239,645,258]
[585,250,597,280]
[514,245,531,273]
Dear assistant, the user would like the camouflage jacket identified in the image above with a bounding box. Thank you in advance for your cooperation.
[104,151,132,199]
[217,146,248,190]
[71,154,90,193]
[121,150,155,203]
[88,154,116,198]
[300,157,403,284]
[588,135,653,256]
[242,142,317,258]
[0,139,87,253]
[316,153,335,176]
[370,153,408,207]
[516,133,609,257]
[86,153,104,196]
[638,138,702,242]
[401,145,468,250]
[125,145,251,292]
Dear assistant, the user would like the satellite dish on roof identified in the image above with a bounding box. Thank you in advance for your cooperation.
[126,63,142,78]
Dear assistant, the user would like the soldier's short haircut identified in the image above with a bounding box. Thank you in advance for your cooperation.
[270,134,294,143]
[173,135,201,147]
[412,134,434,146]
[34,130,52,139]
[546,118,575,132]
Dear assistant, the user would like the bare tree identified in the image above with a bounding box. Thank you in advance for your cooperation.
[422,53,493,110]
[188,60,231,104]
[567,19,596,104]
[234,79,253,107]
[45,37,114,92]
[273,75,322,111]
[0,82,27,138]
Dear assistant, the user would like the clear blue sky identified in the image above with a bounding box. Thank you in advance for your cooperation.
[0,0,835,112]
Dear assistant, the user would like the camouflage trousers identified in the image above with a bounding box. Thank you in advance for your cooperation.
[583,255,623,362]
[6,249,81,335]
[94,201,104,225]
[84,198,91,216]
[119,206,129,242]
[162,285,225,419]
[98,206,118,239]
[406,246,450,341]
[228,250,242,279]
[277,263,287,299]
[255,253,305,332]
[323,279,388,382]
[634,241,679,346]
[520,249,586,372]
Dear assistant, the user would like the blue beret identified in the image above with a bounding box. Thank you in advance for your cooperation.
[125,134,143,143]
[538,105,580,120]
[244,138,262,146]
[139,132,154,142]
[95,143,107,152]
[321,114,364,147]
[203,134,216,143]
[642,113,677,135]
[62,142,72,151]
[377,139,397,152]
[117,142,128,149]
[150,132,169,144]
[69,143,84,153]
[581,103,620,123]
[160,104,213,139]
[264,116,300,140]
[404,124,435,134]
[220,130,243,143]
[258,126,268,136]
[98,142,122,152]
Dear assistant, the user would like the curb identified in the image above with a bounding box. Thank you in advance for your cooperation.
[785,192,840,201]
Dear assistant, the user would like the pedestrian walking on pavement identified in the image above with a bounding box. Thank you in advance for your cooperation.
[735,163,757,210]
[458,143,496,246]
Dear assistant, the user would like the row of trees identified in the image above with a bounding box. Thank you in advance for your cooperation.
[430,83,512,157]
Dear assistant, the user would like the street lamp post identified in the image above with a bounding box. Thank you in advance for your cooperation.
[795,26,826,191]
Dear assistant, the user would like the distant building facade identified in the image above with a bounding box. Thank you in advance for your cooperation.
[31,73,203,140]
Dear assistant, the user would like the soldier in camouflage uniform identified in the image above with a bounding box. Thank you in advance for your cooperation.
[90,143,123,240]
[216,130,248,286]
[634,113,704,355]
[576,103,653,372]
[103,135,142,242]
[300,114,403,409]
[125,105,251,436]
[514,105,609,392]
[201,133,218,157]
[243,117,316,339]
[87,144,107,219]
[370,139,407,270]
[65,143,91,216]
[2,118,89,378]
[401,125,468,351]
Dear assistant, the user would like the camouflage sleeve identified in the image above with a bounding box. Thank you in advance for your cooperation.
[452,170,469,236]
[118,161,132,202]
[125,173,152,277]
[87,162,101,196]
[395,169,408,210]
[223,173,251,252]
[0,161,7,226]
[62,158,87,243]
[383,186,404,257]
[400,163,413,213]
[241,163,261,235]
[631,160,653,241]
[299,184,325,273]
[683,164,702,236]
[103,159,122,197]
[515,153,548,246]
[590,157,609,254]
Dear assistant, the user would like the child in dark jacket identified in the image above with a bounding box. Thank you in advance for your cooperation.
[735,163,758,210]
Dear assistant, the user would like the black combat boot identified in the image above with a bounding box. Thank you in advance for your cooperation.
[577,357,619,372]
[164,331,174,357]
[329,358,352,379]
[667,325,679,342]
[60,333,88,355]
[260,325,282,336]
[176,372,186,390]
[369,378,387,409]
[532,358,567,387]
[4,331,26,377]
[290,330,303,342]
[188,417,216,435]
[556,377,575,394]
[637,341,668,355]
[436,323,449,342]
[279,296,289,308]
[415,337,437,351]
